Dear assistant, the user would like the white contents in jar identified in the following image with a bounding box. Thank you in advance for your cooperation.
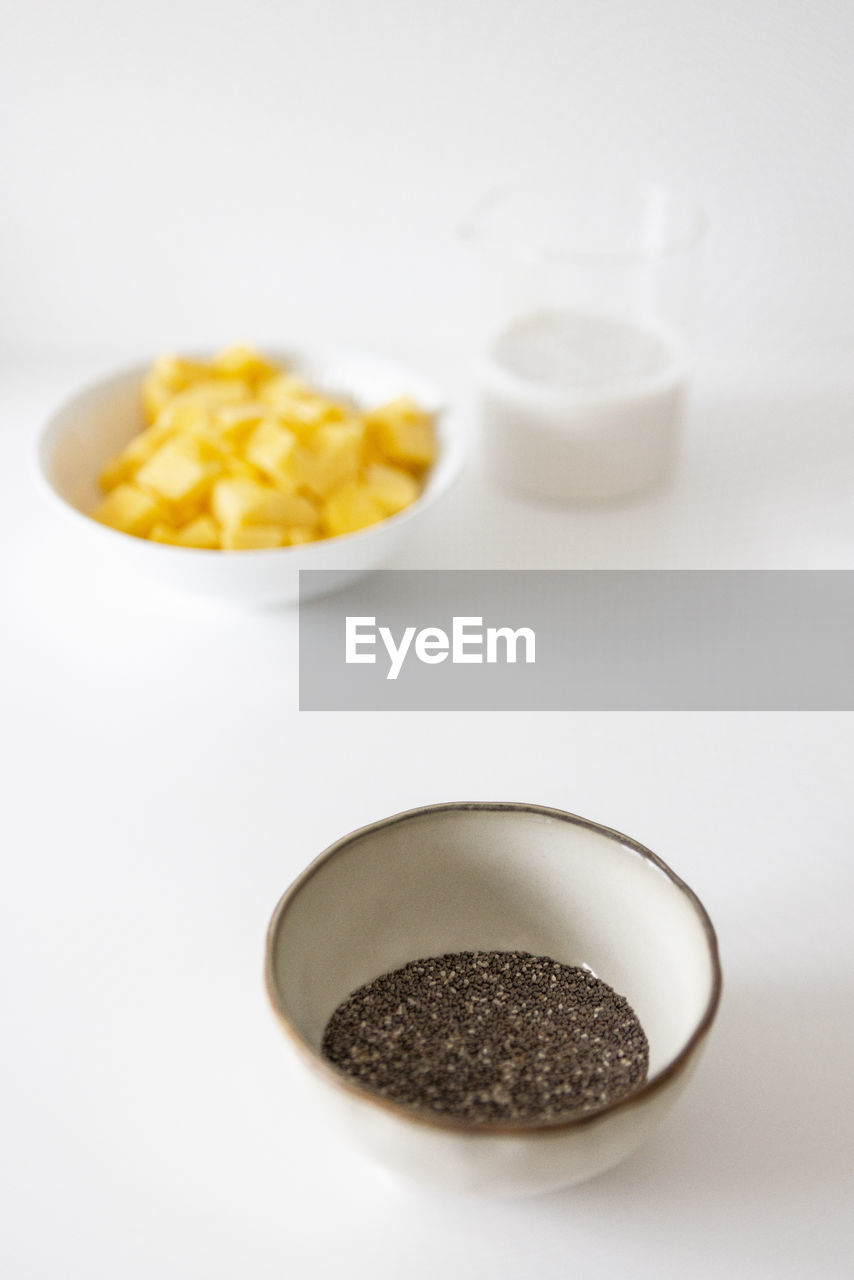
[478,309,686,502]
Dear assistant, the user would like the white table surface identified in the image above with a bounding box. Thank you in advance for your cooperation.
[3,343,853,1279]
[3,2,854,1277]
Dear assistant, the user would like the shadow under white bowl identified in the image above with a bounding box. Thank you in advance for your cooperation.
[265,801,722,1197]
[37,348,464,607]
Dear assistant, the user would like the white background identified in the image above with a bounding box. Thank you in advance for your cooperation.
[2,2,853,1277]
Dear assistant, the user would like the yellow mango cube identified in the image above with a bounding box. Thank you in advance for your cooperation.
[210,345,279,384]
[211,477,318,531]
[149,523,181,545]
[223,458,269,484]
[151,398,220,447]
[364,462,421,515]
[287,526,319,546]
[322,480,387,537]
[141,355,210,423]
[257,372,312,409]
[150,515,221,549]
[366,395,424,423]
[278,402,335,439]
[135,438,222,521]
[262,389,347,436]
[367,397,437,467]
[142,380,171,424]
[177,515,221,549]
[98,456,132,493]
[92,483,163,537]
[163,379,251,413]
[213,401,270,447]
[292,421,365,498]
[244,419,299,486]
[151,354,210,386]
[98,424,173,492]
[221,523,289,550]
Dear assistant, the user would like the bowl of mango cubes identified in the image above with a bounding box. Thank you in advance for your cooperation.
[38,344,462,606]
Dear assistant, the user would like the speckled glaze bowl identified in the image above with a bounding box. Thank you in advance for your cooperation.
[265,802,721,1197]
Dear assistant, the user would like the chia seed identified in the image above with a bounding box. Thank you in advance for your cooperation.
[321,951,649,1125]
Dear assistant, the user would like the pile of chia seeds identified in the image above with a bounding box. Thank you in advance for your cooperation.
[321,950,649,1125]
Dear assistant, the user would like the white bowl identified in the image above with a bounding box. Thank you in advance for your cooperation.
[265,801,721,1197]
[37,348,464,607]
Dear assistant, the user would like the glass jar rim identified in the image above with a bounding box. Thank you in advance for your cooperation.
[460,180,707,265]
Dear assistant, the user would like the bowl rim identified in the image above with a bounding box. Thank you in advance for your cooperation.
[35,345,466,559]
[265,800,722,1136]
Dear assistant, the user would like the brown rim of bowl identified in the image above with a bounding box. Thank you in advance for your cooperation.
[264,800,723,1136]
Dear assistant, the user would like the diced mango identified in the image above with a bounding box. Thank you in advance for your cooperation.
[221,523,289,550]
[162,379,251,413]
[257,376,348,436]
[278,398,341,436]
[210,477,261,527]
[149,523,181,545]
[291,421,365,498]
[322,480,387,537]
[366,397,437,467]
[223,458,269,484]
[213,401,270,447]
[257,372,312,409]
[366,395,425,423]
[211,477,318,531]
[151,354,210,386]
[141,355,210,423]
[92,483,163,537]
[135,438,222,521]
[150,398,219,446]
[98,425,172,492]
[210,345,279,384]
[98,456,132,493]
[244,419,299,487]
[286,526,319,546]
[141,381,169,426]
[181,516,221,549]
[364,462,421,515]
[92,346,436,549]
[150,515,221,549]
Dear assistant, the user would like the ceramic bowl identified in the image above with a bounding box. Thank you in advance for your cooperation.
[36,348,464,607]
[265,801,721,1197]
